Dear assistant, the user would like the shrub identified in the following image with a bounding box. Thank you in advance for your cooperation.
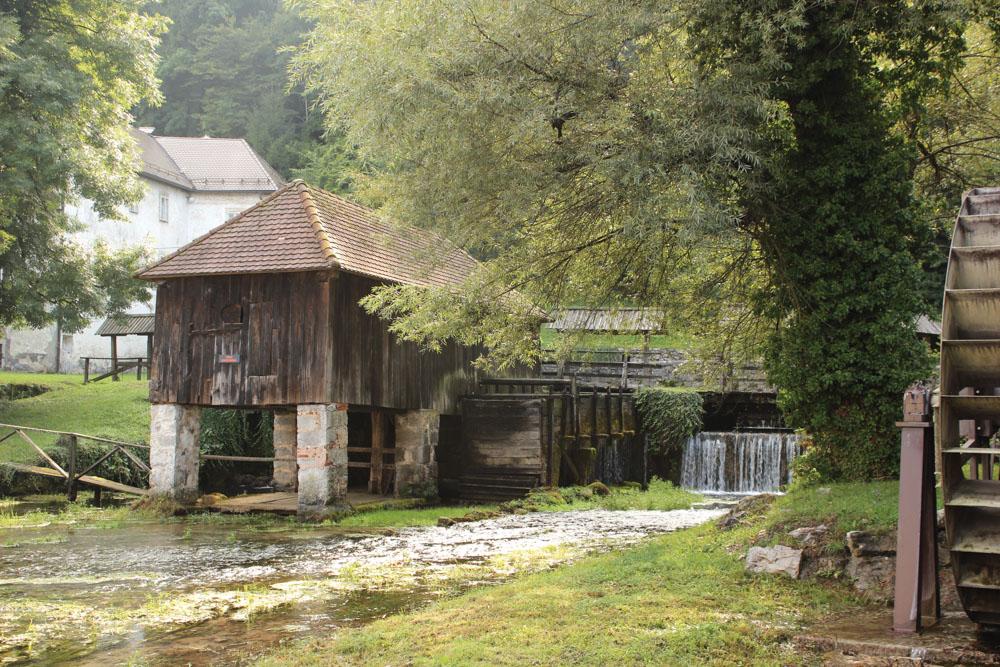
[633,387,703,455]
[199,409,274,488]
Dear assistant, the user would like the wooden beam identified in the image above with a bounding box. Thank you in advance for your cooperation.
[16,429,67,478]
[110,335,119,382]
[0,423,148,449]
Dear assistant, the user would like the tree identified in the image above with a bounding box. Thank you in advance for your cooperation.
[0,0,164,332]
[292,0,994,477]
[134,0,332,177]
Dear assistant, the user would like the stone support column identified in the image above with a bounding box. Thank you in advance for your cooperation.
[149,403,201,504]
[296,403,349,518]
[272,411,298,492]
[394,410,439,497]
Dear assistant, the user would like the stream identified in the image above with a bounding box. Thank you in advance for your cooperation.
[0,507,723,665]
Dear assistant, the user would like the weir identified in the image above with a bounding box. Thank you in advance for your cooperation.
[680,431,801,493]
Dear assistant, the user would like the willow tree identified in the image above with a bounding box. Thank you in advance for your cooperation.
[292,0,991,479]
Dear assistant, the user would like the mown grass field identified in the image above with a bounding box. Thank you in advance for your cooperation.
[255,482,893,666]
[0,371,150,462]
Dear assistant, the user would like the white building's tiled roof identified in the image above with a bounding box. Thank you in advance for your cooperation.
[130,128,284,193]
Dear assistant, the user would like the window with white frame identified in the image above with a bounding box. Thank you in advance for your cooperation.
[225,208,242,221]
[159,195,169,222]
[128,201,139,214]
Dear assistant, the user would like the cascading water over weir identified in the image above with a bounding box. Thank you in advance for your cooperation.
[680,432,801,493]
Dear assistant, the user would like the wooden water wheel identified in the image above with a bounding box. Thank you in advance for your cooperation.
[941,186,1000,626]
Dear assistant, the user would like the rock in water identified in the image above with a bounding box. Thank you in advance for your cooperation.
[746,545,803,579]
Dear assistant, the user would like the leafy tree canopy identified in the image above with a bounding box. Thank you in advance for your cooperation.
[135,0,365,181]
[0,0,164,332]
[293,0,1000,479]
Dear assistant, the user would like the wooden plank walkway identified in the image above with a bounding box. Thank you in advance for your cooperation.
[211,490,391,514]
[2,462,148,496]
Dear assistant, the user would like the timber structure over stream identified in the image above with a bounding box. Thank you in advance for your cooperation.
[137,180,486,518]
[132,180,659,517]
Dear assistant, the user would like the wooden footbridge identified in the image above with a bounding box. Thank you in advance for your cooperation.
[0,424,150,502]
[0,422,296,504]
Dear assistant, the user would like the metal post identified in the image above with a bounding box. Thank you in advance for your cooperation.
[136,358,142,380]
[893,382,940,633]
[83,358,90,384]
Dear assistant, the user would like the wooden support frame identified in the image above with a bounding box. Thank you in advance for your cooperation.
[0,424,149,497]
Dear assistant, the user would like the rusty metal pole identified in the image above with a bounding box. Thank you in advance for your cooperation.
[893,382,940,633]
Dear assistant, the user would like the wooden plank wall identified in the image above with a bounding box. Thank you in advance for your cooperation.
[149,272,330,407]
[461,399,545,478]
[328,272,480,412]
[150,270,480,412]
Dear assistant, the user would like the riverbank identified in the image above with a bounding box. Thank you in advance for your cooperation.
[0,484,711,664]
[253,482,901,666]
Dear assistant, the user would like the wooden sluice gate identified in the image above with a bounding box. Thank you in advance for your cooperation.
[441,378,645,502]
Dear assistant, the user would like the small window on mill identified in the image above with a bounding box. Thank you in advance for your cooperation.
[221,304,243,324]
[159,195,169,222]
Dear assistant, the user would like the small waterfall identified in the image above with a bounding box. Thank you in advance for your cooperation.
[680,431,801,493]
[592,434,646,486]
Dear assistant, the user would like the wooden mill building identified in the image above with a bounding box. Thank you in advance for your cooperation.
[137,180,481,517]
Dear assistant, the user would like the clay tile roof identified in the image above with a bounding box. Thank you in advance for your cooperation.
[129,128,193,190]
[136,180,479,287]
[153,135,285,192]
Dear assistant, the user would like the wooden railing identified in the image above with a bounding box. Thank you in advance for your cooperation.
[82,357,150,383]
[0,423,151,502]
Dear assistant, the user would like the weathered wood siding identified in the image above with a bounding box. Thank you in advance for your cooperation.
[149,272,331,407]
[150,270,479,411]
[461,399,545,476]
[328,272,478,412]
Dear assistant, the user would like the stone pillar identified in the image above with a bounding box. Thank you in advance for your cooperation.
[296,403,349,519]
[272,411,297,492]
[149,403,201,504]
[394,410,439,497]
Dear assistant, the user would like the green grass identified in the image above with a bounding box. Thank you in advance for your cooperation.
[532,479,701,512]
[767,481,900,538]
[255,484,872,666]
[539,326,695,351]
[0,371,84,387]
[0,372,149,462]
[332,504,502,529]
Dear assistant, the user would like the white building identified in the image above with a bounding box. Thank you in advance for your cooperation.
[2,127,284,374]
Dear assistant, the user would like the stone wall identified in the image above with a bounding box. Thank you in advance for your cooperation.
[395,410,439,496]
[272,411,297,492]
[296,403,349,518]
[148,403,201,504]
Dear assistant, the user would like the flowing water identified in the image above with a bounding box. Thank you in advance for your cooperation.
[0,507,723,665]
[680,431,802,493]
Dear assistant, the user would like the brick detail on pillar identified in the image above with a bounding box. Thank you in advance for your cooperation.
[394,410,439,497]
[272,411,297,492]
[296,403,349,519]
[149,403,201,504]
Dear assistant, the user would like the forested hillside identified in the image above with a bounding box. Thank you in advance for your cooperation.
[134,0,357,192]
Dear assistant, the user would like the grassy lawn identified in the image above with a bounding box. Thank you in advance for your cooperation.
[0,372,149,462]
[254,483,891,666]
[539,326,695,351]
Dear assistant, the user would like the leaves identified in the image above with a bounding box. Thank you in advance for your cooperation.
[293,0,992,475]
[633,388,704,456]
[0,0,163,331]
